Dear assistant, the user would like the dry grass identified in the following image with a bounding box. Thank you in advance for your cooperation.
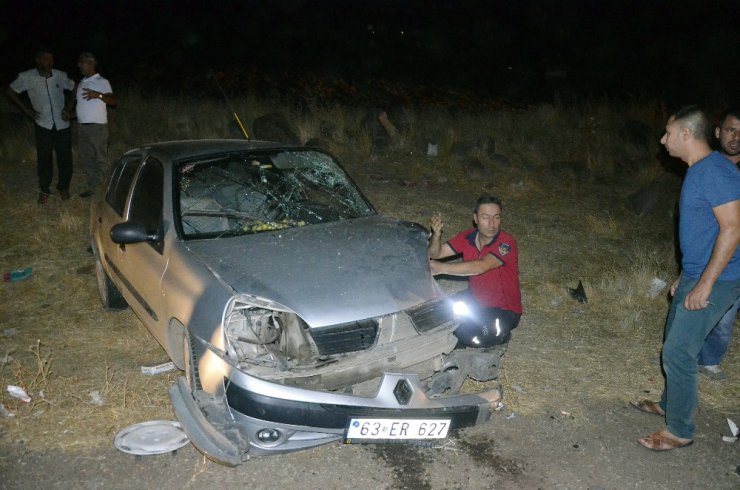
[1,93,737,456]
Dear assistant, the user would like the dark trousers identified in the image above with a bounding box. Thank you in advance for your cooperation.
[35,124,73,194]
[452,290,521,347]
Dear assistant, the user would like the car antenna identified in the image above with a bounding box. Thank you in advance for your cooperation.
[207,69,250,140]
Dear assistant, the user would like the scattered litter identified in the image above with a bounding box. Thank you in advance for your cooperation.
[723,418,738,443]
[0,403,16,417]
[494,401,505,411]
[3,267,33,283]
[89,390,105,406]
[7,385,31,403]
[3,328,18,337]
[426,143,438,157]
[560,410,571,417]
[568,280,587,303]
[506,412,516,420]
[647,277,668,298]
[114,420,189,456]
[141,361,177,376]
[511,384,527,394]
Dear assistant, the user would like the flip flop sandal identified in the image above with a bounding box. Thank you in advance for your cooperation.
[638,431,693,451]
[630,399,665,416]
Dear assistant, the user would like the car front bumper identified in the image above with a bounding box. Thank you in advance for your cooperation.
[171,365,502,465]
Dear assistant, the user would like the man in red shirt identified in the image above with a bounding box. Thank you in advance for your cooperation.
[429,196,522,347]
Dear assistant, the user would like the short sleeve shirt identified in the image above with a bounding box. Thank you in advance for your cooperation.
[9,68,74,130]
[76,73,112,124]
[448,228,522,314]
[679,151,740,281]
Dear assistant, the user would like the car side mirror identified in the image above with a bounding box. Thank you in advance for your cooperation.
[110,222,161,244]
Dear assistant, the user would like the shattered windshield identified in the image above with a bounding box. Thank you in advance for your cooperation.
[177,149,374,238]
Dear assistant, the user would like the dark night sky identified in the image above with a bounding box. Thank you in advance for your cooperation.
[1,0,738,104]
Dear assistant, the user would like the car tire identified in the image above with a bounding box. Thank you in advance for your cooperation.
[95,253,128,310]
[183,331,202,391]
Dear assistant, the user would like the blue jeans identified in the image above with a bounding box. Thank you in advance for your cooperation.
[658,277,740,439]
[698,296,739,366]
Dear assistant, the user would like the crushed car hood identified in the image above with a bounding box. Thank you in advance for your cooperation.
[185,216,436,327]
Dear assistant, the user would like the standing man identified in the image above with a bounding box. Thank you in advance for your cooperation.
[74,52,116,198]
[698,109,740,380]
[428,196,522,347]
[631,106,740,451]
[6,47,75,203]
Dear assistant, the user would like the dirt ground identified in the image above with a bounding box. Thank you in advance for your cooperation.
[1,148,739,490]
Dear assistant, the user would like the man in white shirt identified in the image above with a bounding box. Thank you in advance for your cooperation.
[6,48,75,203]
[74,52,117,198]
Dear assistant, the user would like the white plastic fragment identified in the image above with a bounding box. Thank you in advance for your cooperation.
[0,403,16,417]
[141,361,177,376]
[722,418,738,443]
[89,390,105,406]
[506,412,516,420]
[7,385,31,403]
[511,384,527,394]
[647,277,668,298]
[426,143,438,157]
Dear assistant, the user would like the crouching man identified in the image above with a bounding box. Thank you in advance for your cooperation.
[429,196,522,347]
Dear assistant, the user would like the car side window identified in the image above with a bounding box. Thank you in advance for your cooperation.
[129,158,164,236]
[106,156,142,216]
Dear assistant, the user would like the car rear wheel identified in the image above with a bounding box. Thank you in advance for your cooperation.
[95,253,128,310]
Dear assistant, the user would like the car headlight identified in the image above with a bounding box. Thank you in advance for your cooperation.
[222,294,314,372]
[452,300,471,317]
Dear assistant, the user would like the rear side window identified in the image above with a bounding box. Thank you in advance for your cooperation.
[106,156,142,216]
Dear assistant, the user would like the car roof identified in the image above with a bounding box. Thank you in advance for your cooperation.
[125,139,304,162]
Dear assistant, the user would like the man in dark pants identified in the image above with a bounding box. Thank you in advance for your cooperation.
[697,109,740,380]
[7,48,75,203]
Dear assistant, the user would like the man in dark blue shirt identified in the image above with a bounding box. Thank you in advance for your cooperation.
[632,106,740,451]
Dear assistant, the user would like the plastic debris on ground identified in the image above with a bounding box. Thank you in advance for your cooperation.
[3,267,33,283]
[6,385,31,403]
[647,277,668,298]
[141,361,177,375]
[114,420,190,456]
[511,384,527,394]
[89,390,105,406]
[0,403,16,417]
[723,418,738,443]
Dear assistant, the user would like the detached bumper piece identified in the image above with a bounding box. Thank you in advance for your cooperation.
[169,377,249,466]
[226,373,500,438]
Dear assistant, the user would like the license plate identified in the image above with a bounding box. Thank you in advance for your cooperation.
[345,418,451,441]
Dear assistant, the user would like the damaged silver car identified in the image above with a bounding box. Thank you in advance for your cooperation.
[90,140,502,465]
